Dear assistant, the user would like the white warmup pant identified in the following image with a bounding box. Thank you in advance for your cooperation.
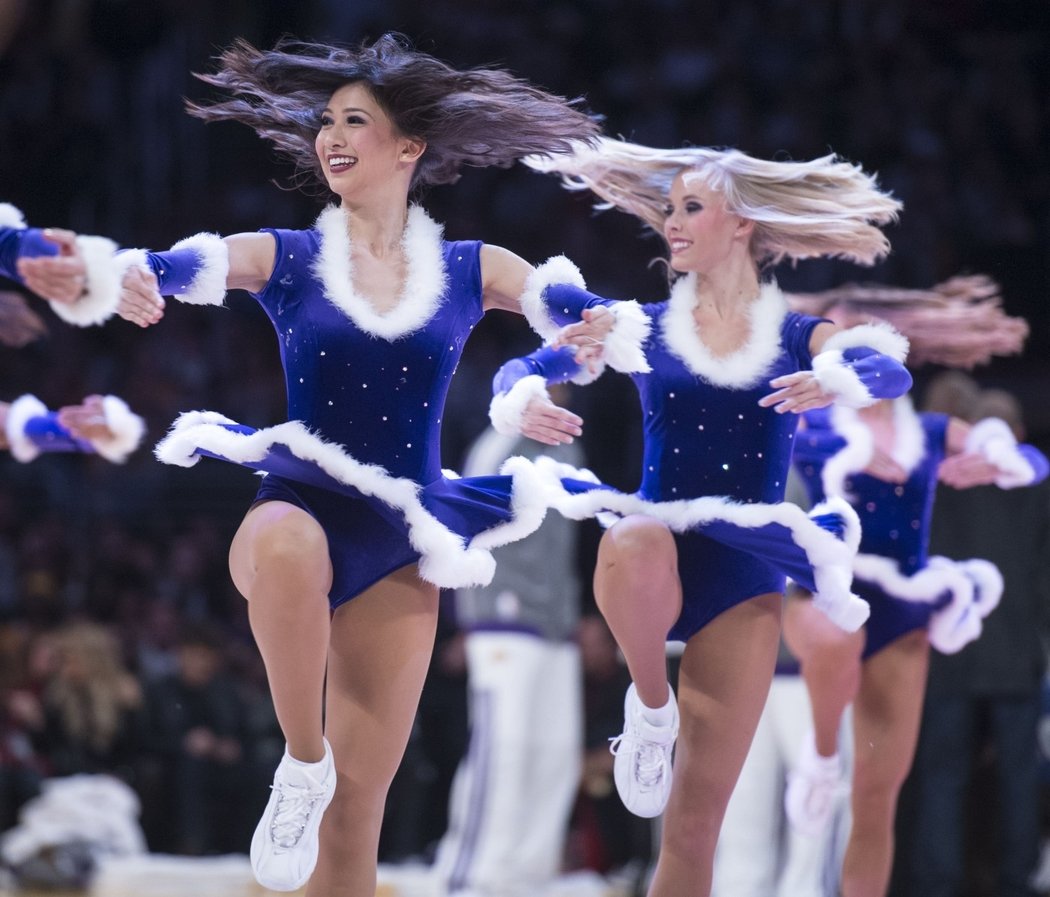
[432,631,583,897]
[711,675,852,897]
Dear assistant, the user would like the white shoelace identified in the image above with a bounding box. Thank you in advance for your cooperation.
[609,734,671,788]
[269,780,325,848]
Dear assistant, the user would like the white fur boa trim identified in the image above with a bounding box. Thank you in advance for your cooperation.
[5,394,49,463]
[602,301,652,374]
[964,417,1035,488]
[532,456,869,632]
[313,204,448,340]
[90,396,146,463]
[489,375,550,436]
[821,398,926,498]
[812,323,910,409]
[47,235,122,327]
[0,203,26,229]
[662,277,786,388]
[853,554,1003,654]
[154,412,550,589]
[167,233,229,306]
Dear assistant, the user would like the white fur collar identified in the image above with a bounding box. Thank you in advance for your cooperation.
[312,204,448,340]
[661,277,788,388]
[823,396,926,497]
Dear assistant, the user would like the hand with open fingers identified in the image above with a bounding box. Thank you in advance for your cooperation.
[552,306,615,373]
[57,395,114,442]
[118,266,165,327]
[15,229,87,303]
[519,394,584,446]
[863,448,909,483]
[937,452,1002,489]
[759,371,834,414]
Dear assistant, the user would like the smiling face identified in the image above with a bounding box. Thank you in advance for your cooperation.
[314,82,425,201]
[662,170,753,275]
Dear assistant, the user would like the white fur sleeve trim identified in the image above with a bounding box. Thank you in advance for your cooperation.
[811,350,874,408]
[0,204,26,229]
[154,413,553,590]
[47,235,121,327]
[518,255,586,341]
[965,417,1035,488]
[167,233,229,306]
[820,321,910,363]
[5,394,48,463]
[603,301,652,373]
[88,396,146,463]
[488,375,550,436]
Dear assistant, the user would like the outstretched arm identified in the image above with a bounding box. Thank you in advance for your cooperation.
[760,321,912,414]
[480,245,651,375]
[938,416,1049,489]
[0,394,145,463]
[489,345,586,446]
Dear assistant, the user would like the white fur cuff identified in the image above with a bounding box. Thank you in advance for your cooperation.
[812,350,875,408]
[90,396,146,463]
[518,255,586,341]
[603,301,652,373]
[168,233,229,306]
[489,375,550,436]
[0,203,27,230]
[820,321,909,363]
[47,235,122,327]
[5,394,49,463]
[965,417,1035,488]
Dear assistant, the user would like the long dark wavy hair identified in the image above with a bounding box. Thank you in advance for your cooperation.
[187,33,601,193]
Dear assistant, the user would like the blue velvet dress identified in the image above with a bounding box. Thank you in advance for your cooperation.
[794,402,957,657]
[155,206,547,607]
[539,278,863,641]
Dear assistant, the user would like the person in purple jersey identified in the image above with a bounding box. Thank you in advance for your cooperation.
[22,34,604,897]
[487,137,907,897]
[779,282,1041,897]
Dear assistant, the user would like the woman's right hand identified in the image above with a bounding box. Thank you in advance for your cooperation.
[519,394,584,445]
[118,266,165,327]
[863,448,909,483]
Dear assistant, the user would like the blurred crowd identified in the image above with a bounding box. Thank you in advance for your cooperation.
[0,0,1048,891]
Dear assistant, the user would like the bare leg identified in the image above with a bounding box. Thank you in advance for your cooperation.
[783,592,864,757]
[650,592,782,897]
[593,515,682,708]
[307,564,439,897]
[841,630,929,897]
[229,500,333,762]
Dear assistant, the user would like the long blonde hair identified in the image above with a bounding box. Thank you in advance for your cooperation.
[525,137,901,266]
[787,275,1028,368]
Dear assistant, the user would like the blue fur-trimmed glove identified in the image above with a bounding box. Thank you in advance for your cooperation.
[811,322,912,407]
[4,394,145,463]
[489,345,588,436]
[964,417,1050,488]
[119,232,229,306]
[0,204,123,326]
[517,256,651,374]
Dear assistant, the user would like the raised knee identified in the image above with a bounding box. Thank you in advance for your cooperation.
[602,515,676,571]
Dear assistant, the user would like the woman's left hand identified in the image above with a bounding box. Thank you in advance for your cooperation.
[937,452,1002,489]
[551,306,615,373]
[759,371,834,414]
[16,229,88,304]
[57,395,114,442]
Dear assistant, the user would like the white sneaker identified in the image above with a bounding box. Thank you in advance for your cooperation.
[609,682,678,818]
[250,738,336,891]
[785,734,846,837]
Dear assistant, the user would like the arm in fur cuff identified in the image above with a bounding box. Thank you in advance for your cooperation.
[519,256,651,373]
[965,417,1050,488]
[4,394,144,463]
[121,232,229,306]
[812,322,911,408]
[489,346,586,435]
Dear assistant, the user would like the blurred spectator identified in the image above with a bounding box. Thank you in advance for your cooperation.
[0,622,46,831]
[35,622,142,782]
[138,623,249,854]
